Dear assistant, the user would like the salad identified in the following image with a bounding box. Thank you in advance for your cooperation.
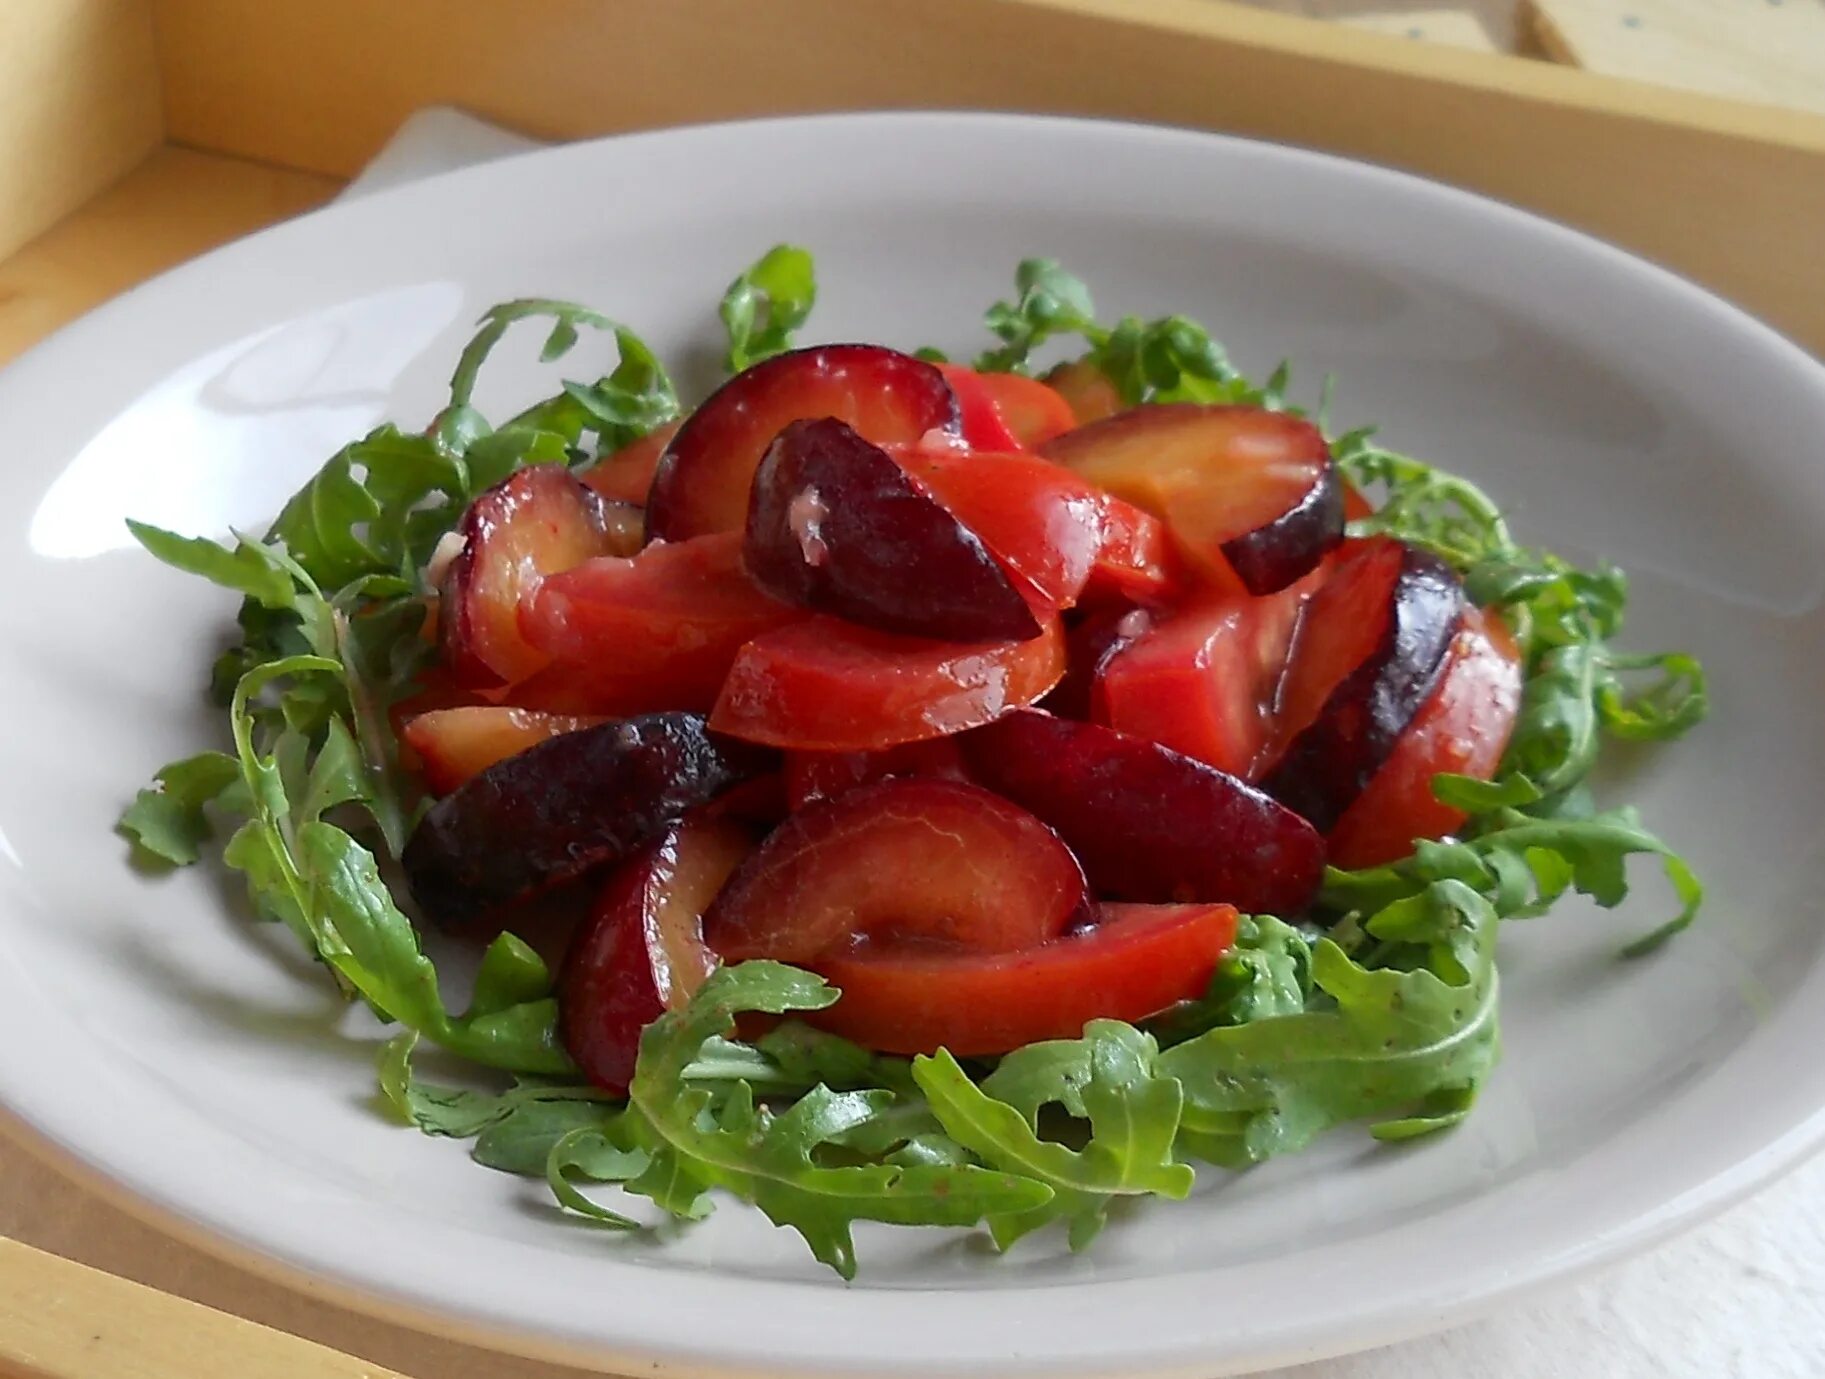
[121,248,1706,1278]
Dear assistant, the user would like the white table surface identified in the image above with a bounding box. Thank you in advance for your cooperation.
[7,108,1818,1379]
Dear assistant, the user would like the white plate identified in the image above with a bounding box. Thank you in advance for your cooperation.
[1,113,1823,1378]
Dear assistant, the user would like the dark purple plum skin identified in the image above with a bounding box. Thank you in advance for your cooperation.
[645,343,962,542]
[1220,458,1346,596]
[1263,545,1465,831]
[743,417,1040,642]
[962,709,1325,916]
[402,712,776,928]
[1040,603,1151,720]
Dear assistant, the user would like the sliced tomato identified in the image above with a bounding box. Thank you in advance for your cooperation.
[709,612,1065,751]
[936,363,1077,450]
[1342,481,1375,523]
[895,447,1105,610]
[401,706,606,795]
[1043,359,1125,426]
[1098,568,1321,779]
[561,815,750,1093]
[1082,495,1183,606]
[580,421,679,506]
[705,779,1087,962]
[809,902,1240,1055]
[784,737,971,810]
[513,532,801,715]
[1326,607,1523,868]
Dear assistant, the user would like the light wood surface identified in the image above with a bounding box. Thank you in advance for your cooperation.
[0,0,163,263]
[1526,0,1825,114]
[0,1236,401,1379]
[1240,0,1512,50]
[145,0,1825,354]
[0,145,339,366]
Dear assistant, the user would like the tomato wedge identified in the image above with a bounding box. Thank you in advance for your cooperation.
[895,448,1105,610]
[1097,568,1320,779]
[580,421,678,505]
[1082,495,1182,607]
[1326,607,1523,868]
[710,613,1065,751]
[809,902,1240,1055]
[936,363,1078,450]
[514,532,801,715]
[401,706,605,795]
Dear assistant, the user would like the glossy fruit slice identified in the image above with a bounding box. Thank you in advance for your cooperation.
[936,363,1078,449]
[560,815,751,1094]
[440,464,635,688]
[514,532,801,716]
[705,780,1088,961]
[1326,607,1523,868]
[1097,568,1321,779]
[893,447,1106,612]
[1042,403,1344,595]
[710,613,1066,751]
[784,737,972,810]
[646,345,960,540]
[1262,538,1466,831]
[745,418,1039,641]
[1080,495,1181,607]
[1040,603,1153,721]
[401,712,775,928]
[580,421,679,505]
[964,709,1325,915]
[1043,360,1125,425]
[401,706,605,795]
[810,901,1240,1056]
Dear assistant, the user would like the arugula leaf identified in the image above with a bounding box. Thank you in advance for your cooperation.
[118,751,240,865]
[1146,915,1314,1046]
[1162,882,1502,1167]
[623,962,1053,1278]
[720,244,817,373]
[125,520,297,609]
[976,259,1101,374]
[928,1022,1191,1250]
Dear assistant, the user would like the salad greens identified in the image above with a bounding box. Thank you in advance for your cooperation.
[120,248,1705,1278]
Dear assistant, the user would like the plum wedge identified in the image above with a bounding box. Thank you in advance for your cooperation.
[964,709,1325,915]
[514,532,801,716]
[646,344,960,540]
[784,737,972,810]
[1042,404,1343,595]
[400,706,605,795]
[710,613,1065,751]
[439,464,641,688]
[1262,537,1465,831]
[745,418,1039,641]
[402,712,775,928]
[705,779,1088,962]
[561,814,752,1094]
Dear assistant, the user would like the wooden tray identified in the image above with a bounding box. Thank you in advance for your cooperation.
[2,3,1822,1376]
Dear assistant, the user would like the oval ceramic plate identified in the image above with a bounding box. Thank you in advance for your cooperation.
[1,114,1823,1378]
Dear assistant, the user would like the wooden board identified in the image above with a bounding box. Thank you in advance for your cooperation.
[0,146,339,367]
[1527,0,1825,115]
[146,0,1825,354]
[0,0,163,263]
[1238,0,1512,50]
[0,1237,398,1379]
